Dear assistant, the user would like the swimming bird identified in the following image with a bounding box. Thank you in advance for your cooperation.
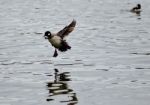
[44,20,76,57]
[130,4,141,14]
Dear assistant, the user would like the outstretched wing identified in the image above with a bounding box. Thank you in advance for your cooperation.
[57,19,76,39]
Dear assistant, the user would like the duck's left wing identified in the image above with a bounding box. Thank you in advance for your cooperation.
[57,20,76,39]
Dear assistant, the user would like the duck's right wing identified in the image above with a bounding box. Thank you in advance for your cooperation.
[57,20,76,39]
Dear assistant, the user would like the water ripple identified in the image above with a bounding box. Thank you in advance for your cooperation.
[46,69,78,104]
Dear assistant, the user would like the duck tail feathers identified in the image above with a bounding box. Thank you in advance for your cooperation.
[58,41,71,52]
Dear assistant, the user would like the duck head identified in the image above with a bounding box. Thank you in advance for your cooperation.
[137,4,141,9]
[44,31,51,39]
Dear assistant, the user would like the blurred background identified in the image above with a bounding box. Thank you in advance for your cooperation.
[0,0,150,105]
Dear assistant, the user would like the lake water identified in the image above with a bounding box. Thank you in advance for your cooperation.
[0,0,150,105]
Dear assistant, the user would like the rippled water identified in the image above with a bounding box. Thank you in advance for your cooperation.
[1,0,150,105]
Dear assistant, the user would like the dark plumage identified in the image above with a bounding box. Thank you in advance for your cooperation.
[58,41,71,52]
[44,20,76,57]
[131,4,141,14]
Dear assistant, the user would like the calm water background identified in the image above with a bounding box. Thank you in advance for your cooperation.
[0,0,150,105]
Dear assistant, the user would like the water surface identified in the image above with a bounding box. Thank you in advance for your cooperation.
[0,0,150,105]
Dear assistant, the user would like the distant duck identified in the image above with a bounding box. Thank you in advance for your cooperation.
[44,20,76,57]
[130,4,141,13]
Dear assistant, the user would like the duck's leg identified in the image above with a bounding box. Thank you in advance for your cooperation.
[53,49,58,57]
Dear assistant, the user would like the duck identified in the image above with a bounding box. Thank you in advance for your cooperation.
[130,4,141,14]
[44,20,76,57]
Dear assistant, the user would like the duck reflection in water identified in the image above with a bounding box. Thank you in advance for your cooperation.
[46,69,78,105]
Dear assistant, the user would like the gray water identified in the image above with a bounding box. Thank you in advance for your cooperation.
[1,0,150,105]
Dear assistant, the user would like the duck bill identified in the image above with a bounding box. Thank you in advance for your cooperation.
[44,35,48,39]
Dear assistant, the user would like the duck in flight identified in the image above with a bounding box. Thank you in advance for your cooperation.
[44,20,76,57]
